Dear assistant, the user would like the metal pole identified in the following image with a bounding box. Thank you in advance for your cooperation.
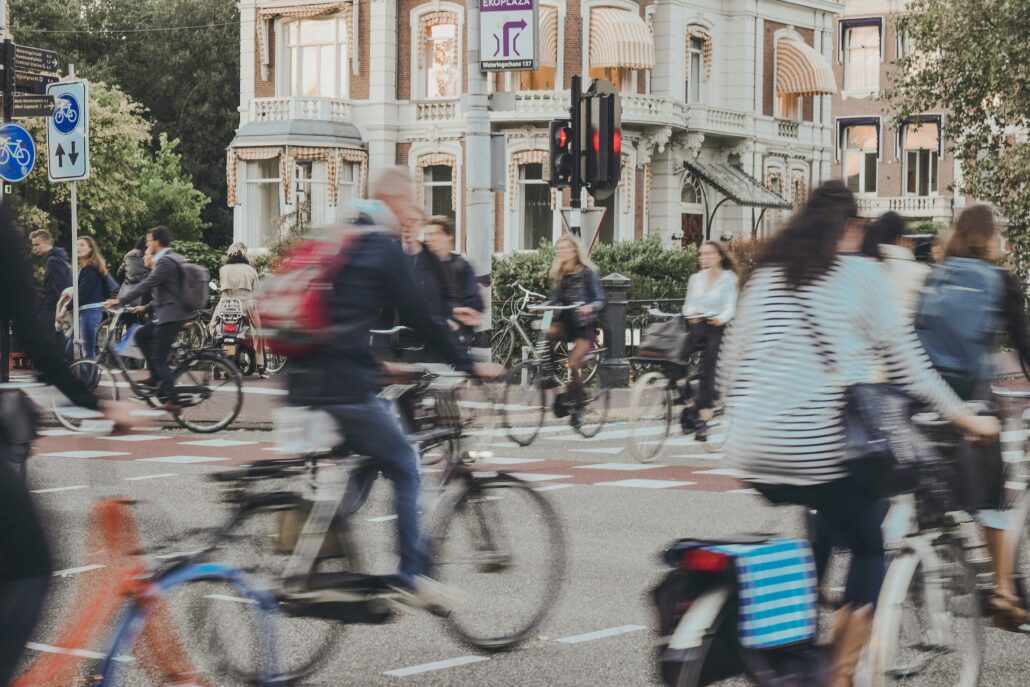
[465,0,493,358]
[0,33,11,382]
[568,74,582,237]
[69,65,79,357]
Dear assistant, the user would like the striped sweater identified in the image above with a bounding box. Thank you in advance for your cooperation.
[718,256,963,486]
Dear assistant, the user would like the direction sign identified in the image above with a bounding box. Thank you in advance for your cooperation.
[15,72,58,95]
[480,0,538,71]
[46,80,89,182]
[0,123,36,183]
[2,93,56,118]
[14,44,59,75]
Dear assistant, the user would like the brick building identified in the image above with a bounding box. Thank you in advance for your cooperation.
[228,0,844,253]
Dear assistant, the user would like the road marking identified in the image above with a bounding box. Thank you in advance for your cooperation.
[1002,430,1025,443]
[125,472,178,481]
[556,625,647,644]
[694,468,746,477]
[729,488,760,495]
[509,472,572,482]
[1006,481,1028,491]
[205,593,258,605]
[53,564,105,577]
[569,447,625,455]
[575,462,663,471]
[368,515,398,523]
[39,450,130,459]
[137,455,229,464]
[179,439,260,447]
[384,655,489,677]
[25,642,135,663]
[38,429,79,436]
[594,479,696,489]
[31,485,88,494]
[533,484,574,492]
[100,434,168,442]
[479,456,543,465]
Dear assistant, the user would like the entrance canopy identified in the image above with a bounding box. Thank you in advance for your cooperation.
[682,159,791,238]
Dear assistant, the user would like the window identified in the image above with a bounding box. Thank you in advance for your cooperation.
[843,124,878,194]
[519,164,553,249]
[424,23,459,98]
[844,25,880,93]
[423,165,455,220]
[337,162,359,214]
[778,94,801,122]
[245,159,281,246]
[589,67,638,94]
[904,122,939,197]
[286,17,349,98]
[686,37,703,103]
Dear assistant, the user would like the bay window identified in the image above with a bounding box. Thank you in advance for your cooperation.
[285,17,349,98]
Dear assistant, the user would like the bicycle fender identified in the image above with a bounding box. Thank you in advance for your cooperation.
[867,550,921,685]
[668,584,733,651]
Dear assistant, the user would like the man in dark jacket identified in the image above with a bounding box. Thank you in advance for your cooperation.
[29,229,71,350]
[105,225,192,407]
[423,216,484,351]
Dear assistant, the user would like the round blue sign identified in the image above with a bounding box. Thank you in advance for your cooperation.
[0,123,36,183]
[53,95,80,135]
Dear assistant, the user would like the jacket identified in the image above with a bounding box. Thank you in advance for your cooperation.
[77,264,108,306]
[39,247,72,315]
[116,249,149,305]
[550,267,605,323]
[117,250,193,324]
[440,253,484,313]
[287,206,475,405]
[404,245,453,329]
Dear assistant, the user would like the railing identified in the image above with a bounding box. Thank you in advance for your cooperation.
[856,196,954,217]
[684,105,748,134]
[492,91,685,126]
[776,118,800,139]
[415,99,459,121]
[249,96,352,123]
[621,95,687,124]
[511,90,569,113]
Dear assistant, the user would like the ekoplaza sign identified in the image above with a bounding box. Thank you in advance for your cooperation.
[480,0,538,71]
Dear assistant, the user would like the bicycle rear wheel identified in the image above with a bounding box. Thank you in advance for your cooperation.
[52,360,120,431]
[432,474,565,650]
[264,353,288,374]
[501,362,546,446]
[572,383,610,439]
[172,353,243,433]
[628,371,673,463]
[1008,488,1030,608]
[491,326,516,367]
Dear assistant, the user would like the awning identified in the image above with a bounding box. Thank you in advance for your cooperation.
[589,8,655,70]
[228,119,363,149]
[684,160,791,209]
[776,36,836,96]
[539,6,559,68]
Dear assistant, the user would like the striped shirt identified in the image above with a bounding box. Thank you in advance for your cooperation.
[717,256,962,486]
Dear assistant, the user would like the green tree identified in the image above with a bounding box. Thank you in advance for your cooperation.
[889,0,1030,276]
[139,133,210,242]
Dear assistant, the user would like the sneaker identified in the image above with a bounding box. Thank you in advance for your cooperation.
[680,406,697,434]
[695,419,708,442]
[389,576,456,616]
[553,392,569,419]
[570,411,583,430]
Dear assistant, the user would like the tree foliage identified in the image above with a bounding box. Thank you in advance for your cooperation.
[889,0,1030,276]
[139,134,210,243]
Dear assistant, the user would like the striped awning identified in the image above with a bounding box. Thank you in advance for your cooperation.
[776,36,836,96]
[589,8,655,70]
[539,7,559,68]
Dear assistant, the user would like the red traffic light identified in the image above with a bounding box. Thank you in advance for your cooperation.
[557,127,570,149]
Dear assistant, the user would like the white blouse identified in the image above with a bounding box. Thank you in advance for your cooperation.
[682,269,738,323]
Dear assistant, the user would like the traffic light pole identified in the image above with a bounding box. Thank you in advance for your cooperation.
[568,75,582,237]
[0,35,12,382]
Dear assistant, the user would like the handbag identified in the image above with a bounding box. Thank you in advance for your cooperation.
[0,389,41,467]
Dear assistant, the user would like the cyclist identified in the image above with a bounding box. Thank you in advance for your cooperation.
[104,226,192,410]
[680,241,738,441]
[422,215,484,351]
[717,181,998,687]
[210,242,268,377]
[286,167,499,602]
[545,235,604,427]
[0,210,139,685]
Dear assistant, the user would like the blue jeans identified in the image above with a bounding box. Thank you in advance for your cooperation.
[68,306,103,359]
[324,398,430,586]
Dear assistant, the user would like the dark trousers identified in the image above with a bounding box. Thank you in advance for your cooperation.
[681,321,724,411]
[136,320,181,404]
[36,311,67,362]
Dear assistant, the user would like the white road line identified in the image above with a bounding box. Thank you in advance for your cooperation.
[368,515,398,523]
[479,456,544,465]
[384,655,489,677]
[53,564,105,577]
[25,642,135,663]
[100,434,168,442]
[533,484,574,492]
[179,439,259,448]
[31,485,88,494]
[694,468,746,477]
[1006,481,1028,491]
[39,450,130,459]
[575,462,663,471]
[136,455,229,464]
[556,625,647,644]
[594,479,696,490]
[38,429,79,436]
[569,447,625,455]
[205,593,258,604]
[125,472,178,481]
[157,550,204,559]
[509,472,572,482]
[729,488,761,495]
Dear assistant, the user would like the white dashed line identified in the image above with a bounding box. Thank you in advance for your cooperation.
[508,472,572,482]
[31,485,88,494]
[368,515,398,523]
[594,479,695,489]
[39,450,130,459]
[575,462,663,471]
[533,484,574,492]
[729,488,761,495]
[53,564,105,577]
[384,655,489,677]
[694,468,746,477]
[125,472,178,481]
[556,625,647,644]
[478,456,543,465]
[101,434,168,442]
[179,439,259,448]
[569,447,625,455]
[136,456,228,464]
[38,429,79,436]
[24,642,134,663]
[205,593,258,605]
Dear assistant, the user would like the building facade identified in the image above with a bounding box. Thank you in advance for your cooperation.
[830,0,961,227]
[229,0,844,253]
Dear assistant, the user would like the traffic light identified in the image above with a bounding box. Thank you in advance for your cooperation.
[583,84,621,200]
[548,119,575,188]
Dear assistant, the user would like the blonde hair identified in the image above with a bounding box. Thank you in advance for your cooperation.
[549,235,596,286]
[226,242,248,258]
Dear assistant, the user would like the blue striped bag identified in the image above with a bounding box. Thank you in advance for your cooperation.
[706,538,818,650]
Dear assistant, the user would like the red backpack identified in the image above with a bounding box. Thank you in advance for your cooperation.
[257,224,366,356]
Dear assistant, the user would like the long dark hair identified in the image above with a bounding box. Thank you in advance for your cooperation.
[756,180,857,287]
[860,211,906,260]
[946,205,998,261]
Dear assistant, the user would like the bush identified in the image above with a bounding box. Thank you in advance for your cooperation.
[726,237,767,287]
[175,240,226,277]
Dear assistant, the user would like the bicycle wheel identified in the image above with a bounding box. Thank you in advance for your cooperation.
[172,353,243,433]
[172,319,207,367]
[1007,488,1030,608]
[868,541,981,687]
[52,360,120,431]
[501,362,546,446]
[491,326,516,367]
[572,383,610,439]
[265,353,288,374]
[628,371,673,463]
[432,474,565,650]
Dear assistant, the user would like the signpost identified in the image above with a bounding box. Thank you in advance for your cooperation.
[479,0,538,71]
[2,93,56,118]
[46,80,88,182]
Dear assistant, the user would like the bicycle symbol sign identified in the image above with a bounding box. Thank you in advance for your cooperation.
[53,95,79,135]
[0,123,36,183]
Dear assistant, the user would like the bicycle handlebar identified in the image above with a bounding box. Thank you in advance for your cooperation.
[647,307,680,319]
[516,284,547,300]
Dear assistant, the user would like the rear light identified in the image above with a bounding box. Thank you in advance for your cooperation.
[680,549,732,573]
[222,323,239,334]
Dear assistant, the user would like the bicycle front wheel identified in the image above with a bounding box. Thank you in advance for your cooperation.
[433,474,565,651]
[628,371,673,462]
[264,352,288,374]
[53,360,120,431]
[501,362,546,446]
[172,354,243,433]
[573,383,610,439]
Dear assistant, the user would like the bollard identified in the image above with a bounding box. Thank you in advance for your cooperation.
[600,273,631,388]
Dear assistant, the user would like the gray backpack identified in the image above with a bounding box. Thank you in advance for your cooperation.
[174,258,210,311]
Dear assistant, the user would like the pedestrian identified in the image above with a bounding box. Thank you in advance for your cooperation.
[400,211,453,333]
[211,242,267,376]
[58,236,112,360]
[422,216,484,351]
[861,211,929,321]
[115,235,150,309]
[28,229,71,353]
[717,180,998,687]
[680,241,738,441]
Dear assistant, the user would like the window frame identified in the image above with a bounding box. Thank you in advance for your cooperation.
[516,163,554,250]
[841,21,882,96]
[243,158,283,247]
[412,8,464,101]
[422,164,456,219]
[842,124,879,195]
[278,15,350,99]
[686,36,703,104]
[902,120,941,197]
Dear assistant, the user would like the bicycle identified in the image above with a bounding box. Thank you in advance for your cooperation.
[493,284,606,386]
[52,308,244,433]
[187,363,566,683]
[500,301,611,445]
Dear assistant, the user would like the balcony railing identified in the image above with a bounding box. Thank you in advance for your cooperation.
[415,99,459,121]
[489,91,685,127]
[250,96,352,123]
[684,105,748,135]
[856,195,954,217]
[776,119,800,139]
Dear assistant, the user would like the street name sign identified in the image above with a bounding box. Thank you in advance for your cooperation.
[2,93,56,118]
[14,44,59,75]
[14,72,58,95]
[0,122,36,182]
[480,0,538,71]
[46,80,89,181]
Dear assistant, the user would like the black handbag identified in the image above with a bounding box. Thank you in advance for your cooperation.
[0,388,41,468]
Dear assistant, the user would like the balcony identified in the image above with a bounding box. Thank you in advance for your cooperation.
[856,195,954,220]
[414,99,460,122]
[249,96,352,123]
[489,91,686,128]
[683,105,749,137]
[776,119,800,139]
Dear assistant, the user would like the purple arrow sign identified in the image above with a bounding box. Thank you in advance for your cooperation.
[494,18,527,56]
[481,0,537,70]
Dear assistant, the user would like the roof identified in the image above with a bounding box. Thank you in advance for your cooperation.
[228,119,363,149]
[684,160,792,209]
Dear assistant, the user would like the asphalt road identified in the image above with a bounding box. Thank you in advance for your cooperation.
[13,391,1030,686]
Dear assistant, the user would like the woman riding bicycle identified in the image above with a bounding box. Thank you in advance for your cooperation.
[680,241,738,441]
[210,242,268,377]
[546,236,604,426]
[717,181,998,687]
